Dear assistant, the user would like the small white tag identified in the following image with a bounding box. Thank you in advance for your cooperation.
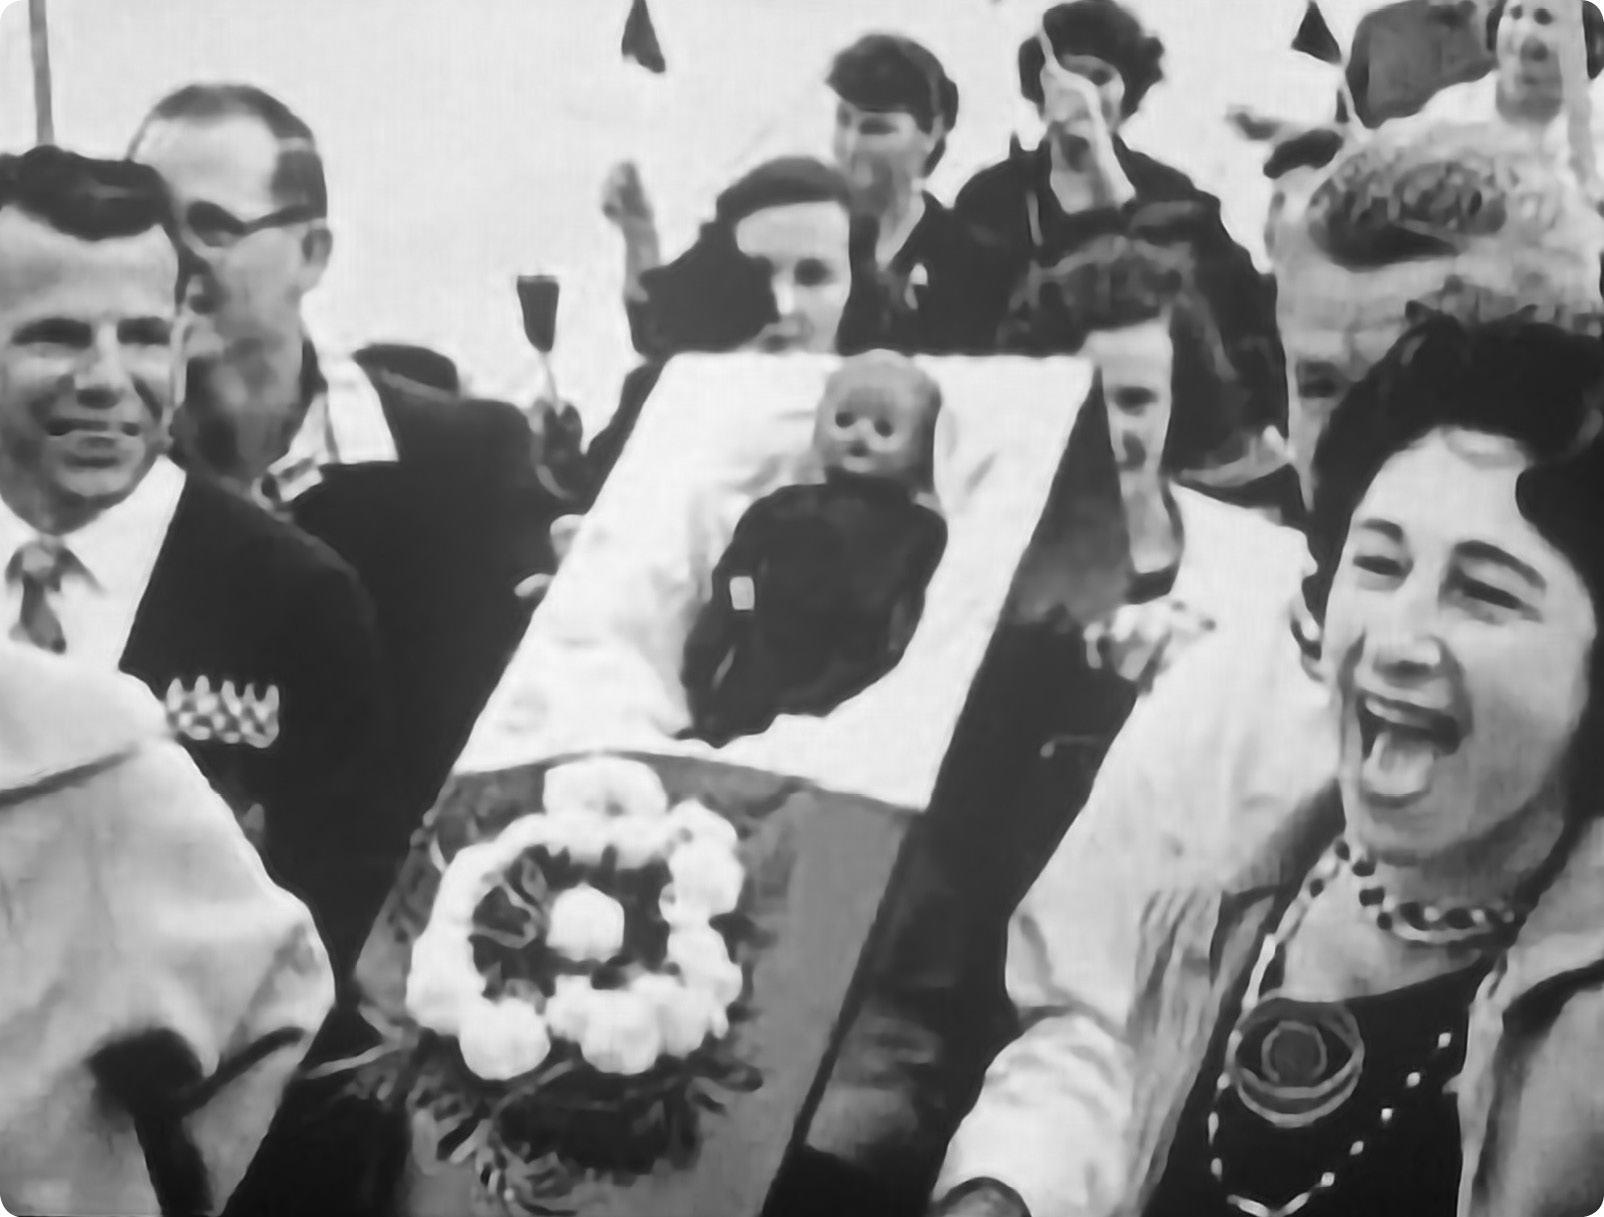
[729,575,756,612]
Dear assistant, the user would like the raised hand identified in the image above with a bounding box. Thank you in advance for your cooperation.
[1085,596,1217,692]
[601,160,655,232]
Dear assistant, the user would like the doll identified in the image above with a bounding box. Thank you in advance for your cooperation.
[681,352,949,746]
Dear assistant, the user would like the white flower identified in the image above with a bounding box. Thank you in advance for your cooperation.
[610,814,676,870]
[545,976,594,1043]
[665,840,746,920]
[457,998,552,1082]
[666,924,744,1009]
[578,988,663,1075]
[405,931,484,1035]
[630,974,729,1057]
[546,884,627,962]
[544,757,669,820]
[666,799,739,850]
[541,813,616,865]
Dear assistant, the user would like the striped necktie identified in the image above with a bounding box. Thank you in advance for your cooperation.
[8,537,73,654]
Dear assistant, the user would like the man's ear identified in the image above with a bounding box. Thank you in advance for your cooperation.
[299,222,333,292]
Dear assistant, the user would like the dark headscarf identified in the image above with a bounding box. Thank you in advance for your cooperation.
[637,157,854,354]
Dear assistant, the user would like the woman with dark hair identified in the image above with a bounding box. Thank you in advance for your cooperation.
[770,237,1304,1217]
[825,33,1005,354]
[955,0,1287,444]
[1002,234,1302,522]
[605,34,997,358]
[934,313,1604,1217]
[578,155,857,501]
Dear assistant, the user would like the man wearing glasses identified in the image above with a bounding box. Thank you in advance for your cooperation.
[130,84,558,924]
[0,146,384,966]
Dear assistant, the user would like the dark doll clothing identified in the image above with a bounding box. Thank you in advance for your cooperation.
[1144,959,1486,1217]
[681,474,947,747]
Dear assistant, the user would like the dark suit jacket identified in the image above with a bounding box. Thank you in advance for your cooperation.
[287,364,558,876]
[119,474,385,972]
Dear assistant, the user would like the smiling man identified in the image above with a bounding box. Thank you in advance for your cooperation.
[130,84,558,871]
[0,146,384,975]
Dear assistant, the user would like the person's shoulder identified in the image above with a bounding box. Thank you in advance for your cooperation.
[367,365,528,445]
[0,643,168,793]
[1121,143,1216,207]
[953,151,1034,216]
[178,476,364,592]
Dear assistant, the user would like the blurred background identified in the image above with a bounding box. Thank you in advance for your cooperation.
[0,0,1351,431]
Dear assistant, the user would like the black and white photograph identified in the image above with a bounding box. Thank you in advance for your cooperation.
[2,0,1604,1213]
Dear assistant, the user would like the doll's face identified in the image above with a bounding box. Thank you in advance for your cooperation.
[813,370,938,485]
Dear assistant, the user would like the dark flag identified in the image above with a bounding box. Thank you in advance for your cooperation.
[622,0,666,74]
[1292,0,1344,65]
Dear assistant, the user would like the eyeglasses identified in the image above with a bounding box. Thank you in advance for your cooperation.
[181,198,324,251]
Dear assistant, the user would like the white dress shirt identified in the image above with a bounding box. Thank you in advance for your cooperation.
[255,350,399,510]
[0,457,186,669]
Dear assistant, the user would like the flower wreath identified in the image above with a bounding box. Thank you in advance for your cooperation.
[345,756,771,1215]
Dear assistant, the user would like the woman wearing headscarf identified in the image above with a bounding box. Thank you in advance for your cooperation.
[606,34,996,359]
[580,156,857,501]
[955,0,1287,448]
[929,120,1604,1217]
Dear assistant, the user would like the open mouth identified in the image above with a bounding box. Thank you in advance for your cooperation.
[1353,692,1463,805]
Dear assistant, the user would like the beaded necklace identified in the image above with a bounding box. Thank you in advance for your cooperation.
[1205,837,1517,1217]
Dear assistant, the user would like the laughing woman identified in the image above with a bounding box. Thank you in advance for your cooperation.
[933,314,1604,1217]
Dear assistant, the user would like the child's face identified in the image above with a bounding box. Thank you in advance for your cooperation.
[813,375,936,484]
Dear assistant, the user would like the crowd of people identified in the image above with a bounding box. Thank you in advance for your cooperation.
[6,0,1604,1214]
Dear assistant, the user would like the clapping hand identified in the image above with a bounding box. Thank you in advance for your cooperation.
[1085,596,1216,692]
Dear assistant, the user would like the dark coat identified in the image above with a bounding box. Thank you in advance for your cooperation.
[838,194,1014,357]
[118,474,385,972]
[954,139,1288,435]
[286,364,560,888]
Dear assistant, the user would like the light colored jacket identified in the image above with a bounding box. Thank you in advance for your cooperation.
[804,491,1307,1173]
[0,643,334,1216]
[937,597,1604,1217]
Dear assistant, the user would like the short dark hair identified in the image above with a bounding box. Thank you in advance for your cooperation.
[0,146,175,243]
[997,234,1246,472]
[713,156,855,227]
[130,82,327,216]
[1018,0,1165,118]
[828,33,960,172]
[1308,315,1604,804]
[1486,0,1604,79]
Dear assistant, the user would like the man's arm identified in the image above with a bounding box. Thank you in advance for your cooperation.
[100,734,334,1209]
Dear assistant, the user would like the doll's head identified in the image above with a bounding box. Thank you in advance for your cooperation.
[812,351,942,489]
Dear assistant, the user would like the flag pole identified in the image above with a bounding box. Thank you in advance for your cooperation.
[1559,0,1597,193]
[29,0,55,146]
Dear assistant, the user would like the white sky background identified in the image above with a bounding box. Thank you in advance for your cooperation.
[0,0,1346,430]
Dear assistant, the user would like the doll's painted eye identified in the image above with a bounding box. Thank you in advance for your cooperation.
[873,419,895,438]
[835,411,855,429]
